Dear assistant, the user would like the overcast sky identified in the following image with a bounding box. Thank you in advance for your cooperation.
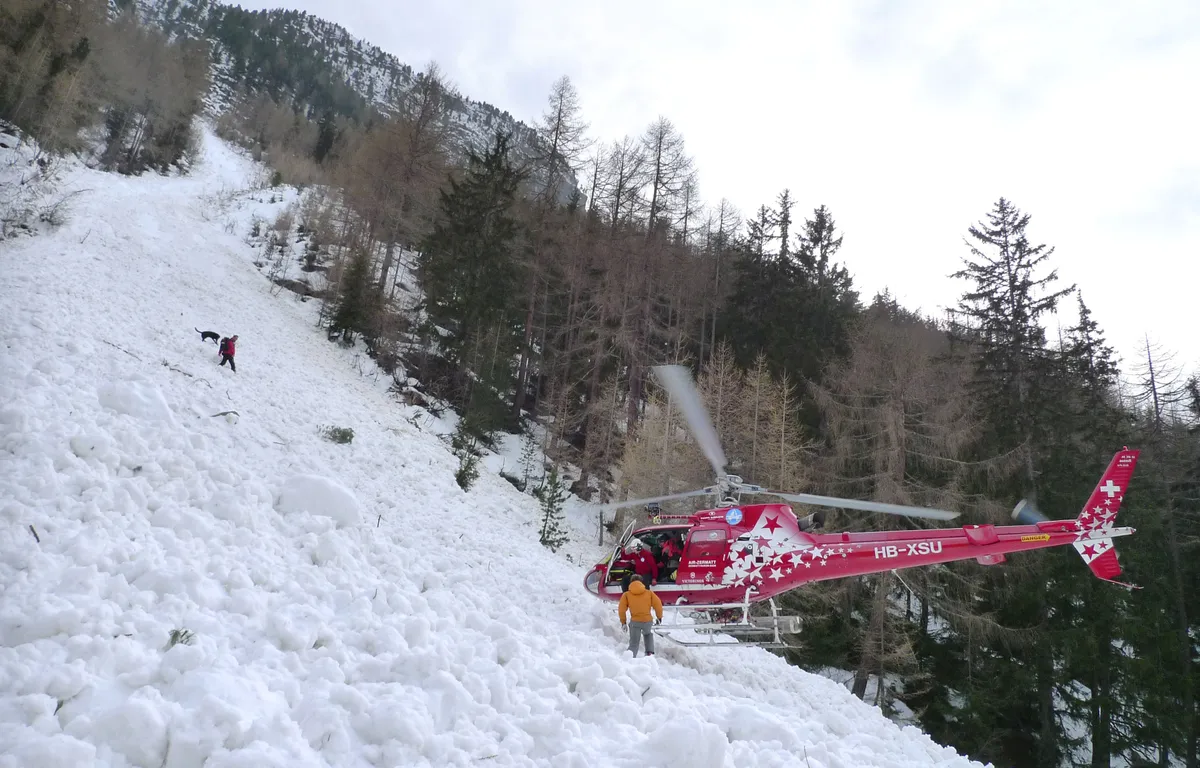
[243,0,1200,380]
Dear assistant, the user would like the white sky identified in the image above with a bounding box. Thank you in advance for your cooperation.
[242,0,1200,377]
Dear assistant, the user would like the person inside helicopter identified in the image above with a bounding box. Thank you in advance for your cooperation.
[658,530,684,583]
[611,538,659,591]
[627,539,659,586]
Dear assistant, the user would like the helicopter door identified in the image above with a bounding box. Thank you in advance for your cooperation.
[616,520,635,550]
[677,524,731,586]
[604,521,637,586]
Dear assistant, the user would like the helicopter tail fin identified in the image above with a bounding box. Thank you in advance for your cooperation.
[1071,448,1140,588]
[1072,537,1123,581]
[1074,448,1139,532]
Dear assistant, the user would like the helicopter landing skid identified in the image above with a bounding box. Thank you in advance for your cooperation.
[654,592,801,649]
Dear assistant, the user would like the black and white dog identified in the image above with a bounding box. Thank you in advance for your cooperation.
[195,328,221,344]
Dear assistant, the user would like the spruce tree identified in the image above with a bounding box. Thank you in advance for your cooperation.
[313,109,337,163]
[328,248,376,342]
[1045,295,1136,768]
[418,130,526,433]
[419,130,524,360]
[537,466,569,552]
[950,197,1075,491]
[718,200,859,428]
[947,198,1076,767]
[793,205,859,383]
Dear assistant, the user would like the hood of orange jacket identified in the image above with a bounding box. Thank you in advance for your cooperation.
[618,580,664,624]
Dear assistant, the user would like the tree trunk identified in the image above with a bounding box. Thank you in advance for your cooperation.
[378,238,396,293]
[579,329,606,490]
[532,281,550,416]
[1089,597,1112,768]
[512,272,537,419]
[1164,498,1196,768]
[1036,605,1058,768]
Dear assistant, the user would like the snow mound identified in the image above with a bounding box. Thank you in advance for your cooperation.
[0,124,987,767]
[97,380,177,426]
[643,715,727,767]
[276,474,362,528]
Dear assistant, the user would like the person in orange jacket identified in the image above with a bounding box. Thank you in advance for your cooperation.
[618,575,663,657]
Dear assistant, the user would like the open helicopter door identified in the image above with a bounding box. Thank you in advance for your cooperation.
[605,520,637,589]
[586,520,638,596]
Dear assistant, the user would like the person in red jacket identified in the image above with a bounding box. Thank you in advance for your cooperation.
[628,540,659,586]
[659,532,684,583]
[218,335,238,373]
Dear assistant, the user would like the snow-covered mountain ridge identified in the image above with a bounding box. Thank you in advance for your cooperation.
[129,0,560,182]
[0,125,983,767]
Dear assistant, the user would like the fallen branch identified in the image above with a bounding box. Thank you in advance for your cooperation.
[210,410,239,418]
[101,339,141,360]
[161,360,193,377]
[28,524,40,543]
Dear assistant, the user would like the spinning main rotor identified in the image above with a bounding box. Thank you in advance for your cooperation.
[602,364,960,523]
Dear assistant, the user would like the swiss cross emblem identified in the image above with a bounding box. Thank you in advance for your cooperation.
[1100,480,1121,498]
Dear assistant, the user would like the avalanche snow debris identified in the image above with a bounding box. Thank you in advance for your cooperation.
[0,124,989,768]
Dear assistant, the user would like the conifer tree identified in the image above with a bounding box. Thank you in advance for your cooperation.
[950,197,1075,493]
[537,465,570,552]
[313,109,337,163]
[948,198,1076,767]
[419,130,525,380]
[1049,295,1134,767]
[719,199,859,402]
[533,75,588,204]
[1125,342,1200,767]
[805,298,978,707]
[327,247,376,342]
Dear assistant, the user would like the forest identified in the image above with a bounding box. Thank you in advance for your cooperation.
[2,2,1197,765]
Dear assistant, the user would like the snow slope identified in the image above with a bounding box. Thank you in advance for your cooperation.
[0,127,987,768]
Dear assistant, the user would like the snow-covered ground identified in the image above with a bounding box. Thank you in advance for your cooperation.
[0,126,987,767]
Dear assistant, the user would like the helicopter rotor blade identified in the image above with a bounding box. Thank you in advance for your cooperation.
[761,490,961,521]
[599,487,714,513]
[652,364,727,478]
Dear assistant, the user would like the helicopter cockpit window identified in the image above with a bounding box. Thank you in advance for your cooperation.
[686,527,729,560]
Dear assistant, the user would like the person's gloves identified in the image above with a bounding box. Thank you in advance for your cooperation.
[655,618,661,626]
[621,624,628,633]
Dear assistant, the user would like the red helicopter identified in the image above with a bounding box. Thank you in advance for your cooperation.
[584,365,1140,648]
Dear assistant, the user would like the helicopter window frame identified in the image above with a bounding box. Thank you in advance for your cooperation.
[685,524,731,561]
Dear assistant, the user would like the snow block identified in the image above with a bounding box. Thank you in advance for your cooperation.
[97,381,177,426]
[0,730,98,768]
[276,475,361,528]
[643,715,728,768]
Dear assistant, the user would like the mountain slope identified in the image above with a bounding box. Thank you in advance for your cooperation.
[0,127,983,768]
[131,0,547,170]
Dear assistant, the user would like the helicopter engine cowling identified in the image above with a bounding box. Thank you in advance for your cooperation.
[1011,498,1049,525]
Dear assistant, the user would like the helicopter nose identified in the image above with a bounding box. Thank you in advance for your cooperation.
[584,568,602,595]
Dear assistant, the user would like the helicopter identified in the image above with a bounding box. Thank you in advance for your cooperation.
[583,364,1140,648]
